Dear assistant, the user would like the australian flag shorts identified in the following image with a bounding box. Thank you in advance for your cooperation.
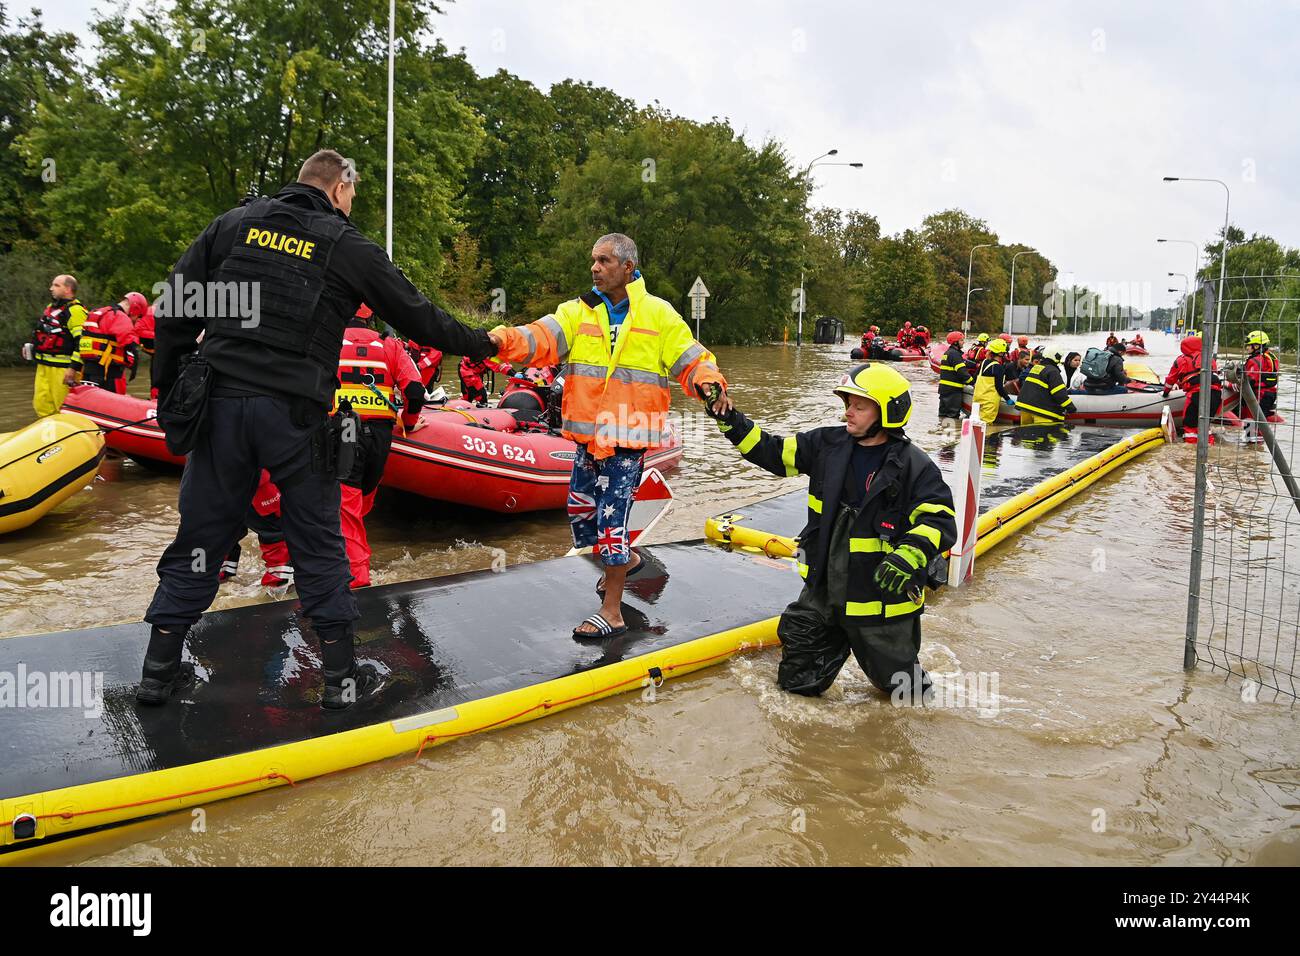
[567,444,645,566]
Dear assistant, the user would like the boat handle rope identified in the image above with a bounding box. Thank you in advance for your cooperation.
[1,772,297,834]
[0,412,159,473]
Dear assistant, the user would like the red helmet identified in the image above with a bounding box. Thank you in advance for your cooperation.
[903,321,913,328]
[1017,335,1029,346]
[122,291,149,319]
[998,332,1013,343]
[355,303,373,320]
[946,331,964,345]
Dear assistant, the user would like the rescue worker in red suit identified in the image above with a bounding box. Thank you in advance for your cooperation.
[914,325,931,347]
[73,296,142,394]
[219,469,294,588]
[1008,335,1031,365]
[458,354,511,405]
[1105,332,1119,348]
[1163,336,1221,442]
[337,310,425,587]
[1242,330,1279,443]
[129,292,156,355]
[1133,333,1145,350]
[897,321,915,348]
[406,339,443,390]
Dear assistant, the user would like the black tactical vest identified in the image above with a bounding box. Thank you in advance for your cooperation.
[208,196,349,373]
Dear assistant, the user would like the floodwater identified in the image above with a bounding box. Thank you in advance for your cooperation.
[1,332,1298,866]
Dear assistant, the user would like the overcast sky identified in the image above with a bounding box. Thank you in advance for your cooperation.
[42,0,1300,310]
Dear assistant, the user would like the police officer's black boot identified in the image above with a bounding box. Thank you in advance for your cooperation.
[319,623,384,711]
[136,626,195,706]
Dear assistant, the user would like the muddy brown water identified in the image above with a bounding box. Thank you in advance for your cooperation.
[1,335,1297,866]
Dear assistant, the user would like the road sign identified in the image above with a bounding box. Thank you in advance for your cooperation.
[689,276,709,338]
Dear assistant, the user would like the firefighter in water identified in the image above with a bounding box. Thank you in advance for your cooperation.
[971,337,1015,426]
[336,306,426,587]
[712,363,956,702]
[937,331,970,422]
[1016,347,1076,425]
[1242,330,1280,443]
[73,294,143,394]
[23,274,88,417]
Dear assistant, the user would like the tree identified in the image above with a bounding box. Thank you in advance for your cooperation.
[859,230,943,332]
[803,207,879,325]
[459,70,562,312]
[17,0,482,295]
[0,5,79,254]
[529,109,806,344]
[548,79,635,167]
[921,209,1005,332]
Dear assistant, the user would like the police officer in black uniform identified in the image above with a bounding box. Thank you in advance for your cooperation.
[141,149,497,710]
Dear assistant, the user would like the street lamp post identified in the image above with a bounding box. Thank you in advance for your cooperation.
[1163,177,1230,352]
[965,287,986,330]
[1008,250,1036,333]
[1157,238,1201,336]
[797,150,863,346]
[964,243,995,335]
[1170,274,1190,335]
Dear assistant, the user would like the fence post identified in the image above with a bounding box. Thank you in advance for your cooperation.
[1183,279,1217,670]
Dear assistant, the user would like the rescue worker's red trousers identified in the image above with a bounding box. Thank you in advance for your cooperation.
[340,484,377,588]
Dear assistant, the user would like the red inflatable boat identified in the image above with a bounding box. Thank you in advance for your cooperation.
[63,385,685,512]
[850,342,930,362]
[60,385,184,466]
[383,401,683,513]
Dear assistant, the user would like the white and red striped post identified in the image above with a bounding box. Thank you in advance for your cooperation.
[947,405,986,586]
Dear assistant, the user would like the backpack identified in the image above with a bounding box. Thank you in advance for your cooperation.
[1081,347,1111,380]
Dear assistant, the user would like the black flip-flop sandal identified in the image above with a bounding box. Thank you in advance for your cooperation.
[572,613,628,640]
[595,553,646,596]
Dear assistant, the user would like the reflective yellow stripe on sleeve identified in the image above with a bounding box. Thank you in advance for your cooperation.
[797,563,809,579]
[737,425,763,455]
[808,494,823,514]
[909,502,956,524]
[905,524,941,548]
[781,436,798,476]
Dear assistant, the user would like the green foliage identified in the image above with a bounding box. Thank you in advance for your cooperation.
[803,207,879,326]
[921,209,1006,332]
[859,230,943,331]
[14,0,480,298]
[529,108,806,345]
[0,4,78,253]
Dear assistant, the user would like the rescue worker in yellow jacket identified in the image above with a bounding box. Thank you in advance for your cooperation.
[23,274,88,417]
[488,233,727,639]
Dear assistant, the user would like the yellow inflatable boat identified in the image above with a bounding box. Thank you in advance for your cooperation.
[0,413,104,535]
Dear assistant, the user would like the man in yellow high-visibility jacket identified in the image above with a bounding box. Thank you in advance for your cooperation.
[24,274,88,418]
[488,233,727,639]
